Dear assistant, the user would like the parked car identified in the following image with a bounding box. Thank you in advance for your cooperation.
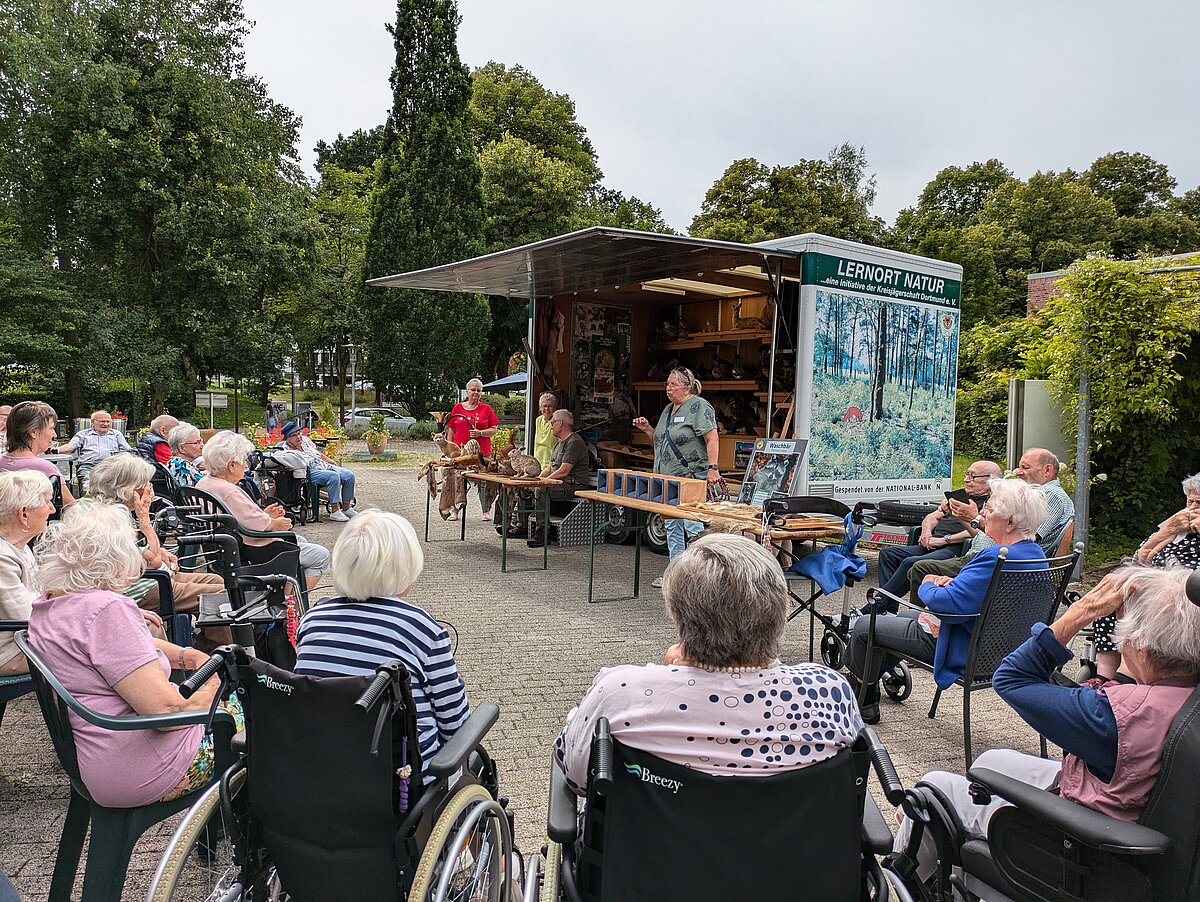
[342,407,416,433]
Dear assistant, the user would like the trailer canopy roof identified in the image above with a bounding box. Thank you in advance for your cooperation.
[365,227,799,300]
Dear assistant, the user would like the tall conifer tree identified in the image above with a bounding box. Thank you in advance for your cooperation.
[359,0,489,415]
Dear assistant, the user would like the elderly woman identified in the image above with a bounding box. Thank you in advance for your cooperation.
[845,477,1048,725]
[294,511,468,770]
[88,455,224,627]
[0,472,55,675]
[197,431,330,589]
[0,401,76,507]
[633,367,721,576]
[555,533,863,795]
[532,392,558,470]
[28,503,239,807]
[447,378,499,520]
[166,421,205,489]
[895,565,1200,873]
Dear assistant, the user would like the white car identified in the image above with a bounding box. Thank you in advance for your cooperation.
[342,407,416,433]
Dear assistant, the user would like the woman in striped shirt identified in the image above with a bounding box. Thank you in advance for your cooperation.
[293,510,468,768]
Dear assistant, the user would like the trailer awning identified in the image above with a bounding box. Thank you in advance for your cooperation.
[365,227,799,300]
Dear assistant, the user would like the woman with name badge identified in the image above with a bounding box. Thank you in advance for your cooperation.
[632,367,720,578]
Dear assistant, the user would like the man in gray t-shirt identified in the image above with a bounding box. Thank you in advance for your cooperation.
[527,410,590,544]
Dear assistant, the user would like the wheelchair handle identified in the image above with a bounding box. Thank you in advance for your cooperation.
[593,718,614,796]
[355,660,405,712]
[863,727,905,806]
[179,650,229,698]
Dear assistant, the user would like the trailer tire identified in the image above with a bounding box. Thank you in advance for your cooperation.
[876,499,940,527]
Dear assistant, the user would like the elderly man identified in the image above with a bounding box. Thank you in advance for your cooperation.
[59,410,133,487]
[873,460,1002,602]
[527,409,590,547]
[280,421,358,522]
[906,447,1077,595]
[137,414,179,465]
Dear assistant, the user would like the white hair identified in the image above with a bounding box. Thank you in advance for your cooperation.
[0,471,53,522]
[89,410,111,422]
[466,378,484,391]
[150,414,179,436]
[1182,472,1200,496]
[552,409,574,428]
[38,501,143,594]
[203,430,255,475]
[88,455,155,505]
[984,478,1048,540]
[538,392,557,406]
[330,510,424,600]
[167,421,201,455]
[662,532,787,668]
[1111,565,1200,680]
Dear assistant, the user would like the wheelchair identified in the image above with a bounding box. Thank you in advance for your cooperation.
[146,646,519,902]
[533,719,912,902]
[259,452,318,525]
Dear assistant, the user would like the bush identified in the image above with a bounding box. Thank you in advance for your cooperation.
[504,396,527,417]
[406,420,439,441]
[480,393,507,412]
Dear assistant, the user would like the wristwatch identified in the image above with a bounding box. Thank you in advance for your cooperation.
[707,464,719,471]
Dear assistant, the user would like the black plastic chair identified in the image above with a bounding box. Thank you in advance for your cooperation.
[540,719,909,902]
[14,631,235,902]
[0,621,31,731]
[138,568,194,648]
[859,546,1080,768]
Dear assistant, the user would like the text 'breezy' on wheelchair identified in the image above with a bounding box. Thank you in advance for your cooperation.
[146,646,519,902]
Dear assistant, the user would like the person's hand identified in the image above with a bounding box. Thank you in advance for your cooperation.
[663,642,686,666]
[918,530,935,549]
[922,574,954,587]
[265,502,285,518]
[705,468,720,484]
[160,549,179,570]
[131,484,154,519]
[632,416,651,435]
[140,609,163,631]
[183,647,212,671]
[948,498,979,520]
[270,516,293,531]
[1070,574,1128,625]
[926,536,947,549]
[469,428,479,438]
[1162,509,1197,535]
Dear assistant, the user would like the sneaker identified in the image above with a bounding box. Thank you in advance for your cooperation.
[847,607,863,628]
[343,507,359,518]
[329,510,350,522]
[860,702,880,725]
[651,577,663,589]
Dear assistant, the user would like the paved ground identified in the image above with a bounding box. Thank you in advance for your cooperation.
[0,456,1080,900]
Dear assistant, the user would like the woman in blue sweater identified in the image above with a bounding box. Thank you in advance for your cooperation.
[846,478,1048,724]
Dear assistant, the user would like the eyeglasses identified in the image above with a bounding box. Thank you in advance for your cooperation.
[183,440,203,447]
[964,472,988,480]
[665,381,684,389]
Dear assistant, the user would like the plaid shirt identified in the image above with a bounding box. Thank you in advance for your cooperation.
[1035,478,1075,554]
[63,428,131,464]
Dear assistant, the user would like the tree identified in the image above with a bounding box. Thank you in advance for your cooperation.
[892,159,1015,246]
[315,127,386,172]
[358,0,489,417]
[579,188,675,233]
[1085,151,1176,219]
[689,146,885,244]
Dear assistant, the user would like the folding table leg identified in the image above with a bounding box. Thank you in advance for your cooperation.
[500,487,509,572]
[588,502,597,604]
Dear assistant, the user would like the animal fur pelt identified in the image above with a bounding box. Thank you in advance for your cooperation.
[417,438,485,520]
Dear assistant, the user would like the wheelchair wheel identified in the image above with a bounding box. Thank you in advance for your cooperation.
[820,631,844,669]
[538,841,562,902]
[146,767,279,902]
[409,783,515,902]
[882,662,912,702]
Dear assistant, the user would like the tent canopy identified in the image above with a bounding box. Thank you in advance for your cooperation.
[481,372,527,393]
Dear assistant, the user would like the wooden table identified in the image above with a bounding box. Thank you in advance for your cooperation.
[574,490,846,604]
[463,472,562,572]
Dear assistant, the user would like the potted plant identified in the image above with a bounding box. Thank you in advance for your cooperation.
[364,412,390,455]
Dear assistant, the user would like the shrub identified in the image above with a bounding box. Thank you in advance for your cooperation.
[406,420,439,441]
[480,392,507,411]
[504,396,527,417]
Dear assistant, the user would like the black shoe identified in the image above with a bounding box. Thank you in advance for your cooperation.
[505,526,527,539]
[527,532,545,546]
[860,702,880,725]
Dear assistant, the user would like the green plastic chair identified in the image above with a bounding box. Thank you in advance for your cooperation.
[15,631,235,902]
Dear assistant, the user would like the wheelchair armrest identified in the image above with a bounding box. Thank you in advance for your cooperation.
[140,569,177,618]
[967,767,1171,856]
[865,586,924,612]
[425,702,499,778]
[0,621,27,632]
[861,792,893,855]
[547,756,581,843]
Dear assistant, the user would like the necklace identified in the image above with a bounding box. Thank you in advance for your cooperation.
[674,658,781,674]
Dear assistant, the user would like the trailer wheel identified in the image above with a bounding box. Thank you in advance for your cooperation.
[602,506,634,545]
[643,514,669,556]
[876,499,940,527]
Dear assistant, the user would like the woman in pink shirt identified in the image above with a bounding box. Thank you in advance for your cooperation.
[0,401,76,507]
[28,502,238,807]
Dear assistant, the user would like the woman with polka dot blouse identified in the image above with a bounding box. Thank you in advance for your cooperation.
[555,533,864,794]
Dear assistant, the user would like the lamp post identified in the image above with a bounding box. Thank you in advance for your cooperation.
[346,344,360,420]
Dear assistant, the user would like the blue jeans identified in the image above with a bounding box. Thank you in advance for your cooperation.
[309,467,355,504]
[877,543,957,598]
[665,517,704,559]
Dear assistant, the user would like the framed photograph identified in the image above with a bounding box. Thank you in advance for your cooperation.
[737,438,808,506]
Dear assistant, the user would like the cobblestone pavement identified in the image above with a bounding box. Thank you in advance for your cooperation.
[0,461,1070,899]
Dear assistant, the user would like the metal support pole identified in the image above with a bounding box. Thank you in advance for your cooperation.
[1073,337,1091,577]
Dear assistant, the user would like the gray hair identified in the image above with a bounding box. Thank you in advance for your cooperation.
[203,430,255,475]
[669,366,703,397]
[38,501,144,594]
[538,392,557,407]
[551,409,574,428]
[1111,565,1200,680]
[0,471,53,523]
[167,421,201,455]
[1182,472,1200,496]
[89,410,112,423]
[466,378,484,392]
[661,532,787,668]
[1025,447,1061,477]
[984,478,1048,540]
[149,414,179,437]
[329,510,424,600]
[88,455,155,505]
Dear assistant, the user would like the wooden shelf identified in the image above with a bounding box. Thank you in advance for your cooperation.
[633,380,756,391]
[663,330,770,349]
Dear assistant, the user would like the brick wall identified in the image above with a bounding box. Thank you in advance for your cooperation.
[1026,270,1064,313]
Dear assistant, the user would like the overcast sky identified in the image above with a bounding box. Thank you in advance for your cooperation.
[241,0,1200,234]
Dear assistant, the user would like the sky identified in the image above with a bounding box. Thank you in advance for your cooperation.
[241,0,1200,234]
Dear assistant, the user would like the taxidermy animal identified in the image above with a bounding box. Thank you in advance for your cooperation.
[731,299,768,331]
[507,448,542,478]
[432,431,462,459]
